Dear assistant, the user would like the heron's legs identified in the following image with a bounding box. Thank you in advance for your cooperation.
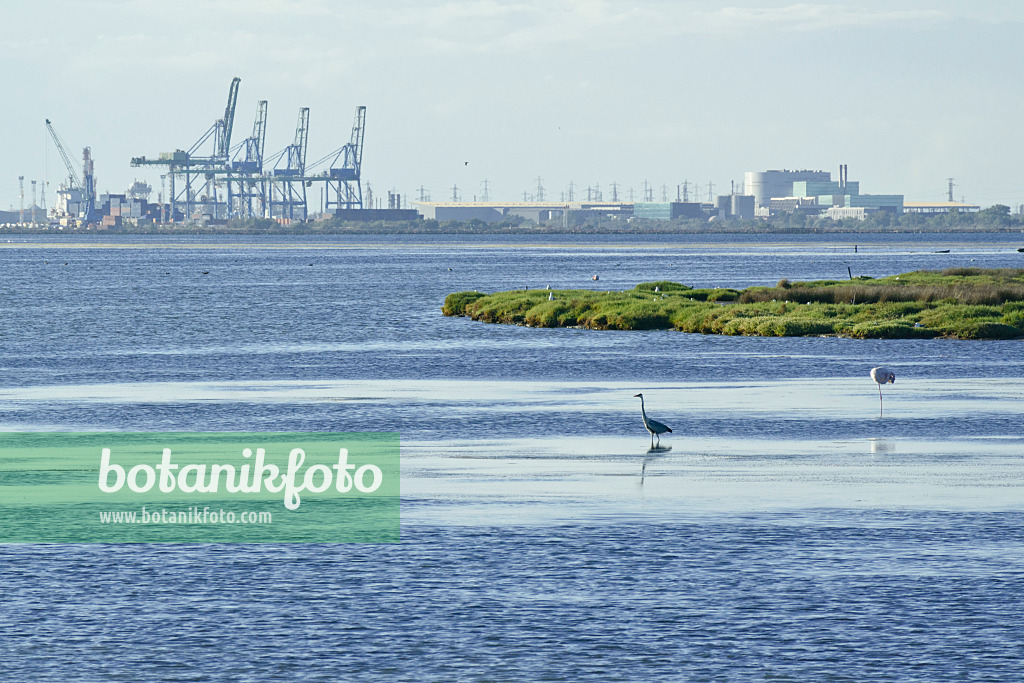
[878,383,883,417]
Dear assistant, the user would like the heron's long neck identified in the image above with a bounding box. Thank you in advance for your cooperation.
[639,397,647,419]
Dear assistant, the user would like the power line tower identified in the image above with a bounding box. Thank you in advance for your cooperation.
[31,180,37,223]
[946,177,956,202]
[567,181,575,202]
[481,179,490,202]
[706,182,715,203]
[661,184,668,202]
[418,186,430,202]
[18,176,24,223]
[535,177,545,202]
[451,184,460,202]
[611,181,618,202]
[682,180,689,202]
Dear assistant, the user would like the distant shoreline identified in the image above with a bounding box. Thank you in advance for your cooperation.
[4,204,1024,236]
[2,223,1024,236]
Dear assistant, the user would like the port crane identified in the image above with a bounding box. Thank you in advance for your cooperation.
[229,100,269,217]
[310,105,366,212]
[131,76,368,223]
[131,76,241,221]
[45,118,96,220]
[266,107,310,220]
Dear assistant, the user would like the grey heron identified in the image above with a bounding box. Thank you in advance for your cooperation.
[634,393,672,446]
[870,367,895,417]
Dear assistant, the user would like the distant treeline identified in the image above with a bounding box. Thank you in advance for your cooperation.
[4,204,1023,235]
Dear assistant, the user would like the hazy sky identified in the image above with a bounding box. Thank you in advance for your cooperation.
[3,0,1023,210]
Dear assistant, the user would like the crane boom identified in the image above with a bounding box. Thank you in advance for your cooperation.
[284,107,309,174]
[253,100,267,166]
[45,119,82,189]
[218,76,241,158]
[349,105,366,175]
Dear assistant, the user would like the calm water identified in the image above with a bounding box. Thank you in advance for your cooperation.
[2,232,1023,680]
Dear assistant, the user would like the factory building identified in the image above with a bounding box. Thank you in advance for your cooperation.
[633,202,704,220]
[748,166,903,217]
[744,170,831,208]
[902,201,980,214]
[414,201,632,223]
[711,195,755,220]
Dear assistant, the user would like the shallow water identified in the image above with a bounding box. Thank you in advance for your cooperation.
[1,233,1023,680]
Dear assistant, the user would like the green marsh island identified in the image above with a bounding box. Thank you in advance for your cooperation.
[444,268,1024,340]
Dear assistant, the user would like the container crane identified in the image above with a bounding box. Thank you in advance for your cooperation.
[269,107,310,219]
[131,76,241,222]
[307,106,366,213]
[229,100,268,217]
[331,106,366,211]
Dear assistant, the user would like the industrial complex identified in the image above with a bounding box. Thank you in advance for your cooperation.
[414,167,976,225]
[3,78,984,229]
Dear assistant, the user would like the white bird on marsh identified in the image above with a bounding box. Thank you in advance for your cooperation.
[634,393,672,446]
[870,367,896,417]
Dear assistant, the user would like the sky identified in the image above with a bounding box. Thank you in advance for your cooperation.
[2,0,1023,211]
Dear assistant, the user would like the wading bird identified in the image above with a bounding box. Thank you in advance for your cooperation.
[634,393,672,446]
[870,367,896,417]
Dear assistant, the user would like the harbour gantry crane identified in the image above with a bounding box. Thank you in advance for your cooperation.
[45,118,96,220]
[268,107,310,220]
[229,100,269,218]
[131,76,241,222]
[323,106,366,212]
[306,105,367,213]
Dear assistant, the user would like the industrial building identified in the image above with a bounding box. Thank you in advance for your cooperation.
[414,201,632,223]
[744,170,831,208]
[712,195,755,220]
[633,202,705,220]
[747,165,903,217]
[416,198,758,224]
[903,201,980,214]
